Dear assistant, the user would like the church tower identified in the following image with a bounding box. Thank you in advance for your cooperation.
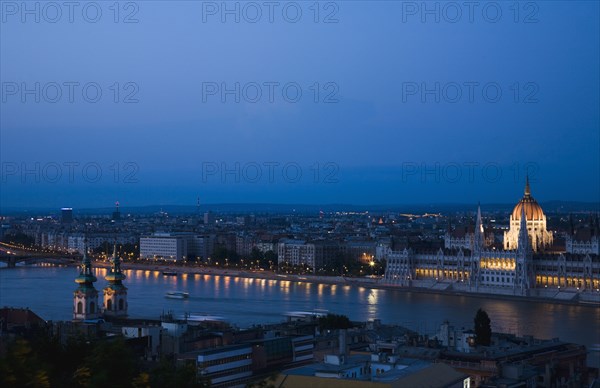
[73,244,100,321]
[103,244,128,317]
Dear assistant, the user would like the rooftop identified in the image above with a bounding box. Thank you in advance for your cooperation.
[279,359,467,388]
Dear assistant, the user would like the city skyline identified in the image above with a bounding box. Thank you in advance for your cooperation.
[2,166,600,210]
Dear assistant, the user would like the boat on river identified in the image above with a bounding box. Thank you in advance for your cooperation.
[165,291,189,299]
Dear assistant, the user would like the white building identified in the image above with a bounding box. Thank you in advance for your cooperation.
[384,183,600,295]
[435,321,475,353]
[278,239,316,269]
[140,233,188,261]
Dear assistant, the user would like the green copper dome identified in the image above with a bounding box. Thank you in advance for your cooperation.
[105,244,126,283]
[74,246,98,290]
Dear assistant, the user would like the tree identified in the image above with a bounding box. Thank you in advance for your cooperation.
[264,250,277,263]
[145,358,207,388]
[318,314,352,331]
[250,247,263,262]
[264,250,277,269]
[0,338,51,388]
[213,245,228,262]
[474,308,492,346]
[82,339,137,388]
[0,333,211,388]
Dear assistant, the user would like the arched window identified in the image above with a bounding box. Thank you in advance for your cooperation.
[90,302,95,314]
[77,301,83,314]
[107,299,112,311]
[118,299,124,310]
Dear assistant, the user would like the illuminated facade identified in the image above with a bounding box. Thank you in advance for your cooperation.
[384,185,600,296]
[503,177,553,252]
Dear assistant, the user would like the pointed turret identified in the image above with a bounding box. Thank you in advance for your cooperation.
[73,240,100,320]
[517,206,530,252]
[106,244,126,282]
[75,247,97,284]
[515,206,533,292]
[103,243,128,317]
[524,174,531,197]
[473,204,485,251]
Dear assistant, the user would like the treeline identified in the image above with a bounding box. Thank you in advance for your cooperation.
[0,330,206,388]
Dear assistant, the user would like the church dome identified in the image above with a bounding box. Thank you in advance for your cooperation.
[511,178,545,221]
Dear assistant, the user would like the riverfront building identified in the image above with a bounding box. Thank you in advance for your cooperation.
[73,246,100,321]
[103,244,128,317]
[140,233,189,261]
[384,180,600,299]
[140,233,214,261]
[277,239,316,269]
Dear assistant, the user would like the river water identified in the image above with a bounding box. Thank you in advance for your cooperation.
[1,265,599,366]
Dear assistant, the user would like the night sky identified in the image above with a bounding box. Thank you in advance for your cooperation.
[1,1,598,208]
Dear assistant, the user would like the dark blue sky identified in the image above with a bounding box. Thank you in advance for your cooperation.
[1,1,599,209]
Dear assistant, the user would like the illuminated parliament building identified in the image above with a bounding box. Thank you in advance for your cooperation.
[384,179,600,299]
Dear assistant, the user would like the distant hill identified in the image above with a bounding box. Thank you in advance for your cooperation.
[1,201,598,216]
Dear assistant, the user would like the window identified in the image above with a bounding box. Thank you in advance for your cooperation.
[107,299,113,311]
[119,299,124,310]
[77,301,82,314]
[90,302,95,313]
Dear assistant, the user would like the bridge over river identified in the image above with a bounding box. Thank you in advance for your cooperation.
[0,244,77,268]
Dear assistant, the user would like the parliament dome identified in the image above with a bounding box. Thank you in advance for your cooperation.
[511,178,545,221]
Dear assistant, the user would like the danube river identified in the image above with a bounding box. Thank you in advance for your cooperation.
[1,265,599,365]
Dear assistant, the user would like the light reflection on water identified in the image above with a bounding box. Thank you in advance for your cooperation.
[1,266,599,360]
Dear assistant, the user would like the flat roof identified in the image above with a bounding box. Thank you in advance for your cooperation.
[284,354,371,377]
[276,362,467,388]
